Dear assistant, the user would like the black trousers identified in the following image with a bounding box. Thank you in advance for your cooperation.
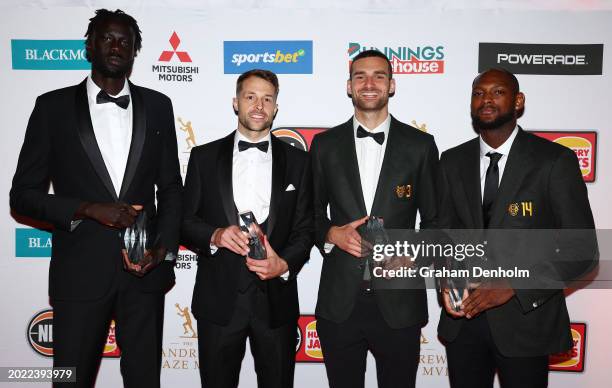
[197,284,296,388]
[317,291,421,388]
[446,314,549,388]
[52,269,165,388]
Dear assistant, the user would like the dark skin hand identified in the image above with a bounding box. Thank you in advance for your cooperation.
[122,246,167,277]
[461,279,515,319]
[75,202,141,228]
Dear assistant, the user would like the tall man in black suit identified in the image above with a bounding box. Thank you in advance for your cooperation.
[311,50,439,388]
[437,68,598,388]
[182,69,313,388]
[10,9,182,388]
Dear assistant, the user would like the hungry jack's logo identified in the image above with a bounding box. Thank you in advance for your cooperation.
[549,322,586,372]
[531,131,597,182]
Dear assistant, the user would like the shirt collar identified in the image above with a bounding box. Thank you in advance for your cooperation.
[233,130,273,157]
[479,125,519,157]
[353,114,391,137]
[86,75,131,106]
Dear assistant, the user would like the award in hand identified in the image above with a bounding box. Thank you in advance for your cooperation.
[239,210,267,260]
[122,210,157,265]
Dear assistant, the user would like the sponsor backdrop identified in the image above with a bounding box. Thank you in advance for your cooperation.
[1,1,610,387]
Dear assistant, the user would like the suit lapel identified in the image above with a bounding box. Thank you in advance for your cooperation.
[337,120,367,216]
[119,82,146,200]
[460,138,483,228]
[267,136,286,237]
[370,118,399,217]
[75,79,118,201]
[488,128,532,227]
[218,133,238,225]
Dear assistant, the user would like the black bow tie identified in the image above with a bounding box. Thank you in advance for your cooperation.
[96,90,130,109]
[238,140,269,153]
[356,126,385,145]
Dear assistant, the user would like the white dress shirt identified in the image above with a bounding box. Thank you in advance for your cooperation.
[324,115,391,252]
[353,114,391,215]
[232,131,273,224]
[86,75,132,196]
[479,125,519,202]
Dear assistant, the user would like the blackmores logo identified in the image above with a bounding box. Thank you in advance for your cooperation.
[479,43,603,75]
[152,32,198,82]
[348,42,445,74]
[531,131,597,182]
[11,40,90,70]
[549,323,587,372]
[271,127,327,152]
[15,228,52,258]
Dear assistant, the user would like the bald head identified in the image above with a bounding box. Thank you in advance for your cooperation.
[473,68,519,95]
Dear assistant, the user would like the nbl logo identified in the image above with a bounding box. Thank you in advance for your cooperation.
[26,309,121,357]
[27,309,53,357]
[271,127,327,152]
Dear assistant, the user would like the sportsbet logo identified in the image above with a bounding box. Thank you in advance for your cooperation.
[232,48,306,67]
[224,41,313,74]
[531,131,597,182]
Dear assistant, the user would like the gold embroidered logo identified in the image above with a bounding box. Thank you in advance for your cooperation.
[521,201,533,217]
[508,203,519,217]
[395,184,412,198]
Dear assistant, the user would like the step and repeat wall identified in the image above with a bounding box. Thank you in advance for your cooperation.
[1,1,610,387]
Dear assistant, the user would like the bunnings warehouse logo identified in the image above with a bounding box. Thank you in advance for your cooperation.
[16,228,52,257]
[11,39,90,70]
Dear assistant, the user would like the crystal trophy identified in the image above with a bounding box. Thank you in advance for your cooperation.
[122,210,157,265]
[239,210,267,260]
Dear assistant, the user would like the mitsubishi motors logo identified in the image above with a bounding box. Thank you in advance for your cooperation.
[159,32,192,62]
[152,32,198,82]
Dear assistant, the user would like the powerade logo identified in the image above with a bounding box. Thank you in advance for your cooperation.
[479,43,603,75]
[348,42,445,74]
[15,228,52,258]
[11,40,90,70]
[224,41,313,74]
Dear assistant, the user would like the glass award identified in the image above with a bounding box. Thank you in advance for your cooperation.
[447,277,466,312]
[122,210,157,265]
[239,210,267,260]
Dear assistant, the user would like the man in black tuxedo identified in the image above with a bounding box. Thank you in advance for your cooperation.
[437,68,598,388]
[182,69,313,388]
[311,50,439,388]
[10,9,181,387]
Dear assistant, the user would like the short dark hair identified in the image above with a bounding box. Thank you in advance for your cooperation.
[85,9,142,62]
[236,69,279,97]
[350,49,393,79]
[476,67,520,95]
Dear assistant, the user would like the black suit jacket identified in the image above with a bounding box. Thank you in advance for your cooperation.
[312,116,439,329]
[437,128,598,357]
[10,79,182,301]
[182,132,313,328]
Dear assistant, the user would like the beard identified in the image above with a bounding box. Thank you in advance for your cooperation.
[471,108,515,133]
[238,115,273,134]
[351,92,389,112]
[90,53,133,79]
